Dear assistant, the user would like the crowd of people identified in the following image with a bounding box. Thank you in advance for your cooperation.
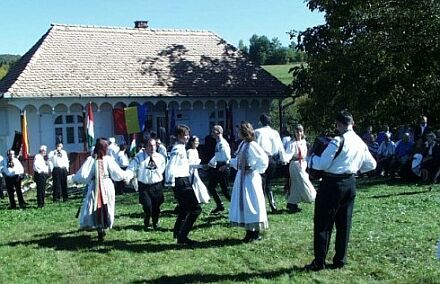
[5,110,439,271]
[360,116,440,182]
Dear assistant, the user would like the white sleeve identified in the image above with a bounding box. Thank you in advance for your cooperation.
[248,142,269,174]
[108,156,133,182]
[72,157,95,184]
[165,147,179,186]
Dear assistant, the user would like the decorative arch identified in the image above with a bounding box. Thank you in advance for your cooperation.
[70,103,83,113]
[217,100,227,109]
[23,104,38,114]
[181,101,191,111]
[205,100,215,110]
[193,100,203,110]
[100,102,113,112]
[239,100,249,109]
[39,104,52,114]
[54,104,68,114]
[114,102,127,109]
[251,99,260,109]
[155,101,167,112]
[168,101,179,111]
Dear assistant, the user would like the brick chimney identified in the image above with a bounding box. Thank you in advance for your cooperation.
[134,21,149,28]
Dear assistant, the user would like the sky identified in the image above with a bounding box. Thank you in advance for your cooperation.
[0,0,324,55]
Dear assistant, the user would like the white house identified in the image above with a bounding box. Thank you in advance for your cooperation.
[0,21,287,155]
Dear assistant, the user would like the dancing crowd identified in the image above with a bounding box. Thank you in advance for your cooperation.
[1,110,380,271]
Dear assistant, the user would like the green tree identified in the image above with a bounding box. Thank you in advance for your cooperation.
[248,34,272,65]
[238,40,248,54]
[291,0,440,132]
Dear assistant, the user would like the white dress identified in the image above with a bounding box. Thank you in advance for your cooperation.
[229,141,269,231]
[73,156,132,230]
[285,139,316,204]
[187,148,210,204]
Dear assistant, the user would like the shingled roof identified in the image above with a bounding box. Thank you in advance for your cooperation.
[0,24,286,98]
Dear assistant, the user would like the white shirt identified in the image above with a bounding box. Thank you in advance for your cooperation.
[0,155,3,177]
[33,153,50,174]
[310,128,377,174]
[157,144,168,161]
[165,143,190,186]
[116,151,130,168]
[214,136,231,163]
[377,141,396,157]
[128,151,166,185]
[1,157,24,177]
[48,149,69,170]
[107,143,120,160]
[255,126,287,162]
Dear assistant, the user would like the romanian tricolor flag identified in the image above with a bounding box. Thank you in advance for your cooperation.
[115,104,148,135]
[21,110,29,159]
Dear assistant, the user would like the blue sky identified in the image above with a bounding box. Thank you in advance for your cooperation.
[0,0,324,55]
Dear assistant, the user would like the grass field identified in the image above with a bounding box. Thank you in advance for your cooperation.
[0,178,439,283]
[262,64,302,86]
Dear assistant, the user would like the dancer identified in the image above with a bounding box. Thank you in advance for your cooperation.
[187,136,210,204]
[229,121,269,242]
[73,138,132,242]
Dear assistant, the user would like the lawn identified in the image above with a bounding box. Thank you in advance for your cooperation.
[0,178,439,283]
[262,64,302,86]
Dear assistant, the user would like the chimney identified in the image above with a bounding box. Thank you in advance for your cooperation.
[134,21,149,29]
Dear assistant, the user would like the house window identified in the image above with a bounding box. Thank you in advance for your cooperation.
[209,110,225,130]
[54,115,84,145]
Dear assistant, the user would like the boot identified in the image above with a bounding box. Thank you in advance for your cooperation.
[267,191,277,212]
[242,230,252,242]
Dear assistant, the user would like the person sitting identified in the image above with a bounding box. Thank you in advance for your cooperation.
[420,133,440,182]
[390,132,414,178]
[376,133,395,177]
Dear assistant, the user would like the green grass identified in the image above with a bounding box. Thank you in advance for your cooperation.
[1,178,440,283]
[262,64,302,85]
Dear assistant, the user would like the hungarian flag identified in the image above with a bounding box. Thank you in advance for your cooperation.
[129,136,137,157]
[86,103,95,149]
[21,110,29,159]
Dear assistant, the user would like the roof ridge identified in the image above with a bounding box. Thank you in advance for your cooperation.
[51,23,215,34]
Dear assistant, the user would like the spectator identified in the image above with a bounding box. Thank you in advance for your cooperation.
[376,133,396,176]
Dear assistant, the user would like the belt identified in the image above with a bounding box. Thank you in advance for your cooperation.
[323,172,354,178]
[216,161,228,166]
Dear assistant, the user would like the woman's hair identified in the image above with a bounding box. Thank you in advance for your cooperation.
[188,135,199,149]
[294,124,305,140]
[93,138,109,159]
[239,121,255,142]
[175,124,190,137]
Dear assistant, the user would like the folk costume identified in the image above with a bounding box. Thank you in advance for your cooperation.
[48,148,70,202]
[229,141,269,241]
[1,155,25,209]
[33,151,50,207]
[73,156,132,236]
[187,148,210,204]
[284,139,316,212]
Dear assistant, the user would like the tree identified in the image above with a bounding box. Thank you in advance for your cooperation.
[291,0,440,132]
[248,34,272,65]
[238,40,248,54]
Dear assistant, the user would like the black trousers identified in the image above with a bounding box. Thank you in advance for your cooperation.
[207,164,230,207]
[34,172,48,207]
[173,177,202,241]
[115,166,128,194]
[52,167,68,201]
[138,181,164,226]
[313,175,356,266]
[4,175,25,208]
[261,156,277,198]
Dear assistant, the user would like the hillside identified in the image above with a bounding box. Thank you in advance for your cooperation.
[262,63,302,86]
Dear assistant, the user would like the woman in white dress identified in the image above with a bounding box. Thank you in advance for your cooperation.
[73,138,132,242]
[187,136,210,204]
[285,124,316,213]
[229,121,269,242]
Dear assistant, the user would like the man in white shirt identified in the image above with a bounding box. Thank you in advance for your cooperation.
[48,143,70,202]
[33,145,50,208]
[115,144,130,195]
[255,113,285,212]
[107,137,120,160]
[128,138,166,230]
[1,150,26,209]
[305,110,376,271]
[165,124,202,246]
[207,125,232,214]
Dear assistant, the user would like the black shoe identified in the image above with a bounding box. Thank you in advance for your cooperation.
[269,203,278,213]
[97,230,106,242]
[242,230,252,243]
[153,222,160,230]
[7,205,17,210]
[330,261,345,269]
[177,238,198,246]
[211,206,225,214]
[19,204,26,209]
[304,260,326,271]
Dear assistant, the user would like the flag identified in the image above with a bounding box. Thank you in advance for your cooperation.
[86,102,95,149]
[129,136,137,157]
[112,108,127,135]
[21,111,29,159]
[124,104,148,134]
[169,108,176,134]
[125,107,141,134]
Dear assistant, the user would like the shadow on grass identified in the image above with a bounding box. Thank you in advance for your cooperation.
[133,266,302,283]
[370,189,430,199]
[5,231,243,253]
